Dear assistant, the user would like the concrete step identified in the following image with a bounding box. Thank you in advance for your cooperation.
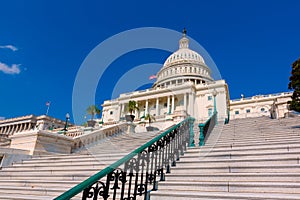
[164,172,300,182]
[180,151,300,161]
[187,144,300,153]
[10,156,124,166]
[204,139,300,149]
[0,193,53,200]
[0,173,87,181]
[5,162,110,170]
[169,164,300,173]
[156,181,300,194]
[176,156,300,166]
[150,190,300,200]
[0,179,81,187]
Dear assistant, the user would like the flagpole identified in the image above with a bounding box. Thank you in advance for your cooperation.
[46,102,51,115]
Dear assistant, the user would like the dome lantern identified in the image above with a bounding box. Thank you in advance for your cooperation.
[179,28,189,49]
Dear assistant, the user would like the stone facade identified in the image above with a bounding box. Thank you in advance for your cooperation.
[0,115,71,137]
[230,92,292,119]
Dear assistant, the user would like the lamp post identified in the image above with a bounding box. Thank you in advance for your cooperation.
[62,113,70,131]
[212,89,218,125]
[212,89,217,114]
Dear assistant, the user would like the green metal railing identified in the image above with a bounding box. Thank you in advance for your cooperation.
[55,117,194,200]
[198,112,217,146]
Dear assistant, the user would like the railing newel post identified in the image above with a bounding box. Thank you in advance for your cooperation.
[199,124,205,146]
[189,117,195,147]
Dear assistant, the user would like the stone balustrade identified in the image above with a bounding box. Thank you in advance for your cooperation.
[72,122,128,151]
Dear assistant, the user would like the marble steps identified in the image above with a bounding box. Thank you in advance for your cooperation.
[0,194,53,200]
[187,143,300,154]
[15,154,125,165]
[217,130,300,136]
[205,138,300,147]
[151,117,300,199]
[0,179,82,187]
[0,185,69,197]
[176,155,300,166]
[0,173,88,181]
[167,164,300,173]
[4,162,111,170]
[0,168,103,176]
[164,172,300,182]
[150,190,300,200]
[10,159,121,167]
[155,181,300,194]
[0,130,162,199]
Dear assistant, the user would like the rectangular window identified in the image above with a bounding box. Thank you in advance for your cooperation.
[208,96,212,101]
[246,109,251,113]
[110,111,113,115]
[208,108,213,116]
[235,110,239,115]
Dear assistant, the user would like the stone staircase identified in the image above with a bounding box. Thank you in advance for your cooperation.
[0,129,161,200]
[150,116,300,199]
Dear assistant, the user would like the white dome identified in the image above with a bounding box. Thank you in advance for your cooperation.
[153,30,213,88]
[163,47,205,68]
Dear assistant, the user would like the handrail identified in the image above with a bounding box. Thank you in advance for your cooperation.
[198,112,217,146]
[54,117,193,200]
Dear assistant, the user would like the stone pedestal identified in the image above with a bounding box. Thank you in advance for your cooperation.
[126,123,136,133]
[10,130,74,155]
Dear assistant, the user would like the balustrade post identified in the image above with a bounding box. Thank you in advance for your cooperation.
[189,118,195,147]
[199,124,205,146]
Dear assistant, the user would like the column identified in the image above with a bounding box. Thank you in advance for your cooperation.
[13,125,17,133]
[167,96,170,114]
[156,98,159,116]
[189,93,193,116]
[135,102,139,118]
[15,124,19,133]
[183,93,187,112]
[3,126,7,134]
[0,127,2,134]
[20,123,24,132]
[7,125,11,135]
[121,104,125,116]
[24,123,28,131]
[171,95,175,114]
[10,125,15,135]
[145,100,149,115]
[7,125,13,135]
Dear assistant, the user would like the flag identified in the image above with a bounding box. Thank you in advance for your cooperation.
[46,101,51,107]
[149,74,157,80]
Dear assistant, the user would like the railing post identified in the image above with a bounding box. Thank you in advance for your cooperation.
[198,124,205,146]
[189,117,195,147]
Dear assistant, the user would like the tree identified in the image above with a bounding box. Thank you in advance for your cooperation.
[127,100,139,115]
[144,113,155,126]
[86,105,101,121]
[288,58,300,112]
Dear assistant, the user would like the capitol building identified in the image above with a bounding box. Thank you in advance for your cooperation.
[101,30,291,125]
[0,29,297,200]
[0,30,292,136]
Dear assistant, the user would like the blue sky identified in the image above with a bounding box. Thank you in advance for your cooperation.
[0,0,299,124]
